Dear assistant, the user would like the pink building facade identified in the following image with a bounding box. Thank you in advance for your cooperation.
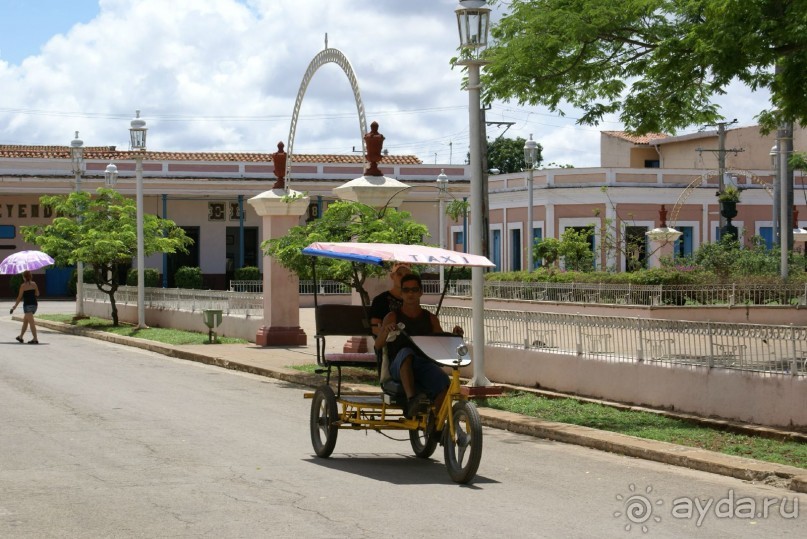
[1,123,805,296]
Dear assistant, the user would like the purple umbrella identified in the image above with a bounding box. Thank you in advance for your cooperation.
[0,250,56,275]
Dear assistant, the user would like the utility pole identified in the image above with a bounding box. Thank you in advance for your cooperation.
[696,120,743,237]
[480,106,490,260]
[779,120,794,278]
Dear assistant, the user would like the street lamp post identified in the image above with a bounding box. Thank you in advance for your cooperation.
[455,0,491,388]
[436,169,448,290]
[779,124,792,279]
[523,134,538,271]
[104,163,118,189]
[129,110,148,329]
[70,131,85,317]
[770,144,780,250]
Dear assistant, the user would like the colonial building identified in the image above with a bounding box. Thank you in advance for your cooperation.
[485,124,806,272]
[0,145,468,296]
[2,123,805,297]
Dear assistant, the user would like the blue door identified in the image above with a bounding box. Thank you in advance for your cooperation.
[759,226,773,250]
[673,226,694,259]
[45,266,73,297]
[511,229,521,271]
[491,230,501,271]
[531,227,542,268]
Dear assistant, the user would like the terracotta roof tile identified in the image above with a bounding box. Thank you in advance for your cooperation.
[0,145,422,165]
[602,131,669,145]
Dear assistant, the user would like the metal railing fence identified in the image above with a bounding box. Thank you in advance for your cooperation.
[84,286,806,375]
[478,281,807,306]
[84,286,264,317]
[428,305,807,376]
[228,279,807,306]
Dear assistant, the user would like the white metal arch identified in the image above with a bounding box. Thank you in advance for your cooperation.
[286,40,367,186]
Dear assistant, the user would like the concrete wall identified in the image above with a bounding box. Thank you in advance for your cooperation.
[475,345,807,429]
[83,295,807,427]
[83,301,264,342]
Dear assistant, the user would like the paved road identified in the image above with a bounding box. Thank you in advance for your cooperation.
[1,317,805,538]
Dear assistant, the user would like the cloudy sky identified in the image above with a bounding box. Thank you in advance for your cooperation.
[0,0,772,168]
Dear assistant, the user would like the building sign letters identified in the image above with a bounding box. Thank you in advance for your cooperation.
[0,204,53,220]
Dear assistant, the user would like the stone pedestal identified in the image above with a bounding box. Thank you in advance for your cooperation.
[248,188,309,346]
[647,238,675,268]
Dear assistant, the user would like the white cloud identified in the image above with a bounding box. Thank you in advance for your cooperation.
[0,0,773,168]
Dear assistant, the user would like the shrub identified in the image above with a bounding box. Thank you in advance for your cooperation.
[234,265,261,281]
[174,266,203,289]
[126,268,161,287]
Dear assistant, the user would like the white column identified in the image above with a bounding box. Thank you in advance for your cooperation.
[136,154,146,328]
[467,60,489,387]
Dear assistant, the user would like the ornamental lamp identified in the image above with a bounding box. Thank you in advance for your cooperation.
[455,0,491,52]
[129,109,148,151]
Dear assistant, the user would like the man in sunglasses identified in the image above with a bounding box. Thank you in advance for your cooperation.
[374,273,464,418]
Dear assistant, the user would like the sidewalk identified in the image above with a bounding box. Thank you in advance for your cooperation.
[14,300,807,494]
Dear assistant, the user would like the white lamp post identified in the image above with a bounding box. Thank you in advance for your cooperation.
[70,131,85,317]
[104,163,118,189]
[129,110,148,329]
[770,144,780,249]
[436,169,449,290]
[523,134,538,271]
[455,0,491,388]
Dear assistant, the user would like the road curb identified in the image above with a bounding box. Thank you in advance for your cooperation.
[36,319,807,494]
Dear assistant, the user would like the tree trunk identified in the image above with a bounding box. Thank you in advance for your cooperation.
[108,291,119,326]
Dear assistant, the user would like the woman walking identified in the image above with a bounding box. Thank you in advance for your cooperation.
[10,270,39,344]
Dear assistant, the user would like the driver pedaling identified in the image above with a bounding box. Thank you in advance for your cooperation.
[302,242,493,484]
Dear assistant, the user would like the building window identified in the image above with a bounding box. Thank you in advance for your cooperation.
[511,228,521,271]
[453,231,465,252]
[674,226,694,258]
[531,227,543,269]
[491,229,502,271]
[624,226,648,271]
[644,159,660,168]
[759,227,773,250]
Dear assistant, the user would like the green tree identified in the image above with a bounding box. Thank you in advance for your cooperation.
[483,0,807,133]
[21,188,192,325]
[262,200,429,306]
[446,199,470,222]
[693,234,741,282]
[559,227,595,272]
[487,136,542,173]
[534,237,561,267]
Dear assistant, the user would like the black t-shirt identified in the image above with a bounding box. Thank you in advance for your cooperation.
[386,308,435,360]
[370,290,403,325]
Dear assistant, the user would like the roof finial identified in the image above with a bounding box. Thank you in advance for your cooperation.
[325,33,328,50]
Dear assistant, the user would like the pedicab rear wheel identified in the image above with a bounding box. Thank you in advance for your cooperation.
[310,385,339,457]
[443,400,482,484]
[409,412,439,458]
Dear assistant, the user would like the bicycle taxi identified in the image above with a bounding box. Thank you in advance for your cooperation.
[302,242,495,484]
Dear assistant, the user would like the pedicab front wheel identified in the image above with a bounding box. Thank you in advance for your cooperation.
[310,385,339,458]
[443,400,482,484]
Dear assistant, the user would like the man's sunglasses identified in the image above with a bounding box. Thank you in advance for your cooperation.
[401,286,421,293]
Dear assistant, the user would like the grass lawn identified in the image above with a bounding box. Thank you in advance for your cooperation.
[39,315,248,346]
[480,392,807,469]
